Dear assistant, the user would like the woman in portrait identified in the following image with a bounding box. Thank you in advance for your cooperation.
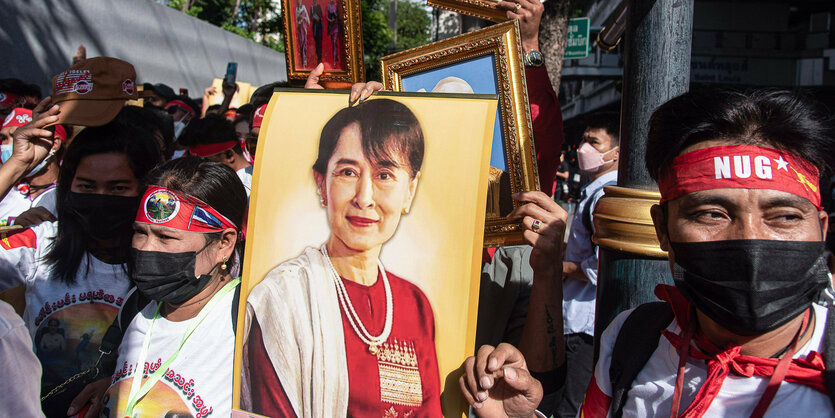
[295,0,311,68]
[326,0,340,65]
[242,98,442,417]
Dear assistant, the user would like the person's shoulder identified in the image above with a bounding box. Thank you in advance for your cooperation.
[250,248,319,296]
[0,301,23,339]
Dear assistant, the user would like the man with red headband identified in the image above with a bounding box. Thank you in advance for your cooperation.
[165,95,199,141]
[0,108,66,225]
[179,114,253,198]
[459,89,835,417]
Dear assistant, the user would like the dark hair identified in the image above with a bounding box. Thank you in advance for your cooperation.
[585,111,620,146]
[45,109,164,284]
[143,157,247,272]
[249,82,291,109]
[236,104,255,121]
[119,106,174,160]
[646,88,835,181]
[313,99,424,177]
[179,114,244,157]
[0,78,42,101]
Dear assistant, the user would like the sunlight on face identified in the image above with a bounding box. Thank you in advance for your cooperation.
[317,122,419,254]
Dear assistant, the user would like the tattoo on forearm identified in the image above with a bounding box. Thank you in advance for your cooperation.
[545,305,558,365]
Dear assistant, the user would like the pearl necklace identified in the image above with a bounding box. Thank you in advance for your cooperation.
[321,244,393,355]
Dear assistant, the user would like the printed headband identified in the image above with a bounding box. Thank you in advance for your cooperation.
[252,104,266,128]
[165,99,196,116]
[189,141,238,157]
[136,186,238,233]
[2,108,32,129]
[658,145,821,209]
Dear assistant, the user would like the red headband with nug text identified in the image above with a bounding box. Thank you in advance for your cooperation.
[658,145,821,209]
[136,186,238,233]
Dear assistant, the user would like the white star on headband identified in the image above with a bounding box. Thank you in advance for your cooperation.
[774,156,789,171]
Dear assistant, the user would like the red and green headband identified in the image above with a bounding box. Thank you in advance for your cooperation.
[658,145,821,209]
[136,186,238,233]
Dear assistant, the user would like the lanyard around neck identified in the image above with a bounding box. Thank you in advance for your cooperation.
[124,277,240,417]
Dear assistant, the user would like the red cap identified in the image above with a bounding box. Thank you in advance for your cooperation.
[2,108,32,129]
[252,104,266,128]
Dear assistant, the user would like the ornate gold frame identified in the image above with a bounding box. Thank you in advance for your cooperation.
[427,0,508,23]
[281,0,365,86]
[381,20,538,247]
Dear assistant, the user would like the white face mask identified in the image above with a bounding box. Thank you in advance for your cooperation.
[173,120,188,140]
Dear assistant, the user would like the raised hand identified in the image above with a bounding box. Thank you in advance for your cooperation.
[460,343,543,418]
[9,98,60,176]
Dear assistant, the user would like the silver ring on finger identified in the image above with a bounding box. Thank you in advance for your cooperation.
[515,2,521,11]
[531,219,543,233]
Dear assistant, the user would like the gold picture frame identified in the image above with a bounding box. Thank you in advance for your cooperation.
[427,0,508,23]
[381,20,539,247]
[281,0,364,87]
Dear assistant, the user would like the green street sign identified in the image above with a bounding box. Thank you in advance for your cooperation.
[565,17,590,60]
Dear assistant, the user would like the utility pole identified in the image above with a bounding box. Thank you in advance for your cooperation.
[388,0,397,53]
[592,0,694,357]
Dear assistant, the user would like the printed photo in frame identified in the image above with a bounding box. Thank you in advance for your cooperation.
[381,20,539,247]
[232,89,499,417]
[427,0,508,23]
[282,0,364,86]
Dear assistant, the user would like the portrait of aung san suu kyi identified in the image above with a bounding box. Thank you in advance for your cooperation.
[241,98,442,417]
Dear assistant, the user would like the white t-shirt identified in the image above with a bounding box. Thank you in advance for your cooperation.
[0,221,132,391]
[101,288,237,418]
[587,302,833,417]
[236,166,252,199]
[0,185,57,226]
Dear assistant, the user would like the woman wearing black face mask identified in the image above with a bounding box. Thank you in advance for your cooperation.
[0,103,163,417]
[97,157,246,417]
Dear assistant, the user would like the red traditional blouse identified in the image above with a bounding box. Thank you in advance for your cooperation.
[246,270,442,417]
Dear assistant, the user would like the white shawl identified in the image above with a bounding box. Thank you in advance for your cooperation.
[242,246,349,417]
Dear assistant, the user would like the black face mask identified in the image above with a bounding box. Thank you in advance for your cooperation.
[64,192,140,240]
[130,248,217,304]
[670,239,830,336]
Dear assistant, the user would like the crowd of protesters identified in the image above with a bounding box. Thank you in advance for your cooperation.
[2,0,835,417]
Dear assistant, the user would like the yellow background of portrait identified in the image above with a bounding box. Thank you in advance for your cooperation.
[233,90,497,417]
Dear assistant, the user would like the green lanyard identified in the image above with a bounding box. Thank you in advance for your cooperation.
[124,277,240,417]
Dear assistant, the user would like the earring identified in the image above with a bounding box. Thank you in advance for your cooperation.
[221,257,228,271]
[321,198,327,207]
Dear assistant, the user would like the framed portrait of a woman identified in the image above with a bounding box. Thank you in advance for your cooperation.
[381,21,539,247]
[232,89,498,417]
[281,0,364,86]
